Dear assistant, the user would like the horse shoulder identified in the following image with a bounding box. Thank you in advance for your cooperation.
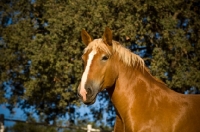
[171,94,200,132]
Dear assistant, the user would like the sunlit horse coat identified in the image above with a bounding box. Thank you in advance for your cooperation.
[77,27,200,132]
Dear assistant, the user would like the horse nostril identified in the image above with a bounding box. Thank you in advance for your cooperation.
[86,87,92,95]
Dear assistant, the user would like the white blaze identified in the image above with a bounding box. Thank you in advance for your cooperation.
[80,50,97,101]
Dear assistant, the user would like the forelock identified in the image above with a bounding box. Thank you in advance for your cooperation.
[84,39,111,55]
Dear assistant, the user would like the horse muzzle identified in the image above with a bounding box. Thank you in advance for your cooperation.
[77,81,100,105]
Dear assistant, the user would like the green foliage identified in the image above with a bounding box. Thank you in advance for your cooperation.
[0,0,200,128]
[5,116,57,132]
[7,123,57,132]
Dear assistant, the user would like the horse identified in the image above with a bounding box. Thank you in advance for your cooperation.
[77,27,200,132]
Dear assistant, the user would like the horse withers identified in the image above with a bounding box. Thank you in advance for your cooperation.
[77,27,200,132]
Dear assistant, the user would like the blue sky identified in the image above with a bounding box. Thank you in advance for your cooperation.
[0,95,109,128]
[0,104,24,127]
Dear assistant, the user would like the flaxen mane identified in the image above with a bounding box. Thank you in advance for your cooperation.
[83,38,166,84]
[84,39,144,68]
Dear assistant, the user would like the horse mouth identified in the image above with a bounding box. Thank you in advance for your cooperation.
[82,93,98,105]
[84,98,96,105]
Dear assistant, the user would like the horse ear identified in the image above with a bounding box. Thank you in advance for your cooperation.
[102,27,113,46]
[81,29,93,46]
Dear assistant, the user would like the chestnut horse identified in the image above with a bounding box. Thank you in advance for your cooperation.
[77,27,200,132]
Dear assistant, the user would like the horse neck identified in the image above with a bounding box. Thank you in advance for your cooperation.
[107,61,172,116]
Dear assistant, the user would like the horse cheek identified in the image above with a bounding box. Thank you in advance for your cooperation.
[103,65,116,89]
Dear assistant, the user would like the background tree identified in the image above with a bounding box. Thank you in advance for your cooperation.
[0,0,199,128]
[5,115,83,132]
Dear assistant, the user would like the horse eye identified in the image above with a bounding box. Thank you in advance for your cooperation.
[102,55,109,61]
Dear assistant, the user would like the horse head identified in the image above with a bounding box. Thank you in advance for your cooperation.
[77,27,118,105]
